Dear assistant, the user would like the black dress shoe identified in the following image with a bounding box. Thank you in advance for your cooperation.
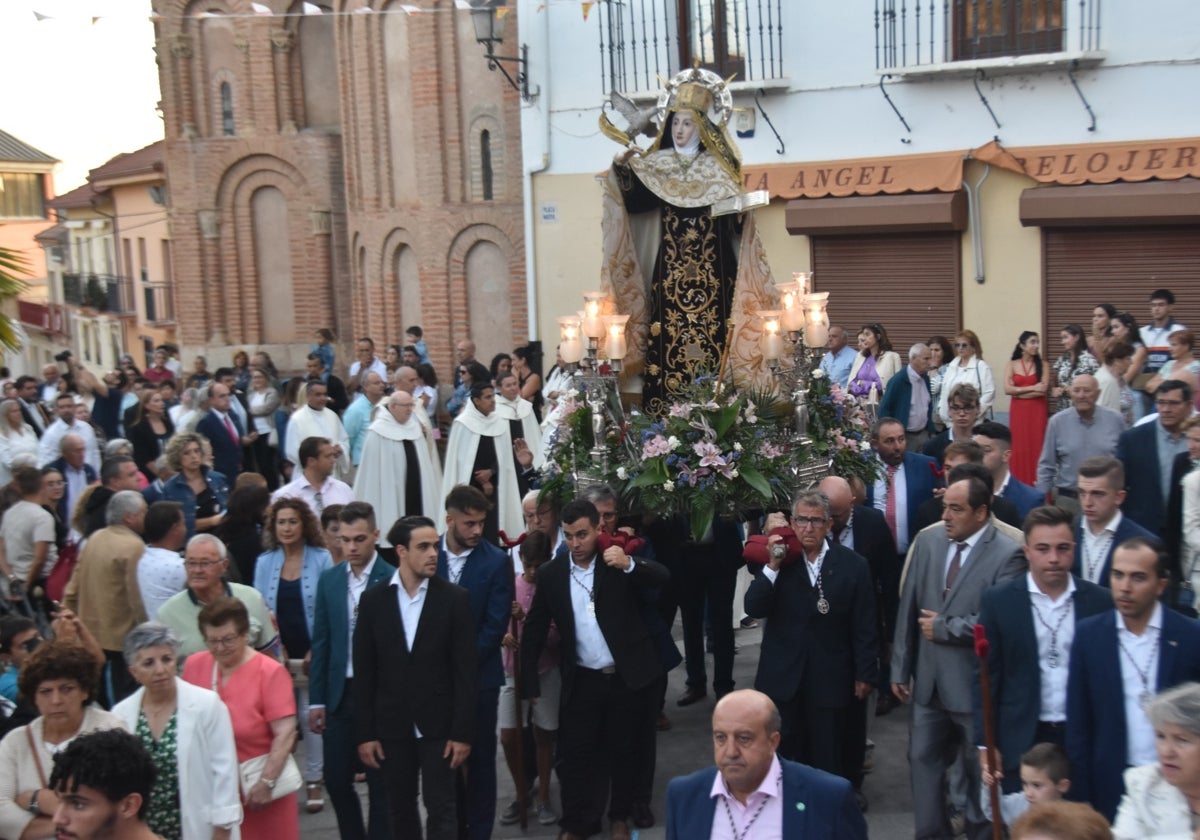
[631,802,655,828]
[676,687,708,707]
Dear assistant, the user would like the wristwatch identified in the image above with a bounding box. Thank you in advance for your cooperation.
[260,777,277,790]
[27,789,40,816]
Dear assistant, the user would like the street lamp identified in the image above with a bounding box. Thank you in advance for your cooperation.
[469,0,537,102]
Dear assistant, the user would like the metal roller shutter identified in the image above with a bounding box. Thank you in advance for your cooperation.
[1042,226,1200,339]
[811,233,961,356]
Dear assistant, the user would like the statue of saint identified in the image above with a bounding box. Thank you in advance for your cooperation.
[601,67,777,415]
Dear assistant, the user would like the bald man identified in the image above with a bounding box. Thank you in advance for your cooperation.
[665,690,866,838]
[343,370,387,467]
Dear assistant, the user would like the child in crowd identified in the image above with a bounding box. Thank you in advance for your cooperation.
[312,327,336,373]
[498,530,560,827]
[982,742,1072,827]
[405,325,431,364]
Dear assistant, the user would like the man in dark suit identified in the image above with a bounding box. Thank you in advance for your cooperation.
[747,489,877,782]
[195,382,250,479]
[975,506,1111,794]
[520,498,669,840]
[354,514,476,840]
[911,442,1022,533]
[306,352,351,415]
[1116,379,1193,534]
[664,690,867,840]
[1073,456,1155,586]
[866,417,939,565]
[891,474,1024,840]
[879,342,935,453]
[973,420,1042,522]
[1066,536,1200,820]
[310,502,394,840]
[436,485,511,840]
[14,375,49,436]
[47,436,97,524]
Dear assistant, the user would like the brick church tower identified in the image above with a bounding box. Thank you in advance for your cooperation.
[151,0,526,375]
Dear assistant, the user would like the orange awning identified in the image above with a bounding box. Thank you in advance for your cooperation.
[971,137,1200,186]
[743,151,964,200]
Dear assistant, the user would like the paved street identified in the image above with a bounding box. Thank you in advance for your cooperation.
[298,620,917,838]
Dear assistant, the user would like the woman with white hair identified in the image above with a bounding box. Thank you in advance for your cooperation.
[114,622,242,840]
[1112,682,1200,837]
[103,438,149,490]
[0,400,38,487]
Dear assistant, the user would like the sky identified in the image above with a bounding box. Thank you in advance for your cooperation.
[1,1,164,193]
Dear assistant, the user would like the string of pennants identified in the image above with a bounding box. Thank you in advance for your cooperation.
[27,1,599,23]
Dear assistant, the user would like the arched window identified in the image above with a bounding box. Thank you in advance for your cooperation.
[481,130,494,201]
[220,82,235,136]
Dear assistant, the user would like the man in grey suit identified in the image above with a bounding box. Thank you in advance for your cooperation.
[891,474,1024,839]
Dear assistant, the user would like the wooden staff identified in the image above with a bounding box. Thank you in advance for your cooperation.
[974,624,1003,840]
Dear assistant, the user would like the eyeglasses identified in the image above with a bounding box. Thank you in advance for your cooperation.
[184,560,222,571]
[949,404,978,413]
[204,633,242,649]
[791,516,827,529]
[1156,399,1187,408]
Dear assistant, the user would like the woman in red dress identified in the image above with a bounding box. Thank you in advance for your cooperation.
[1004,330,1049,485]
[182,597,299,840]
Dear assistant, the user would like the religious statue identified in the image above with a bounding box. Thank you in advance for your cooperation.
[600,67,778,415]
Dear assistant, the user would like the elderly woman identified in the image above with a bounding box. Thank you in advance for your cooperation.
[1148,329,1200,397]
[0,400,38,487]
[0,641,125,840]
[162,432,230,539]
[252,498,332,813]
[1112,682,1200,837]
[181,598,299,840]
[847,322,902,401]
[114,622,242,840]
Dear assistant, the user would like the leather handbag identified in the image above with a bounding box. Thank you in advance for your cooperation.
[238,752,302,801]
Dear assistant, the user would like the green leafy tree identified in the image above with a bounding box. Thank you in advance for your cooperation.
[0,247,30,352]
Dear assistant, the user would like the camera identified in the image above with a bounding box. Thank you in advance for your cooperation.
[54,350,73,363]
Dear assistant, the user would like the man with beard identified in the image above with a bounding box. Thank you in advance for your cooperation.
[46,730,163,840]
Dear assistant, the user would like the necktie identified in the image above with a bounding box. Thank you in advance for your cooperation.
[223,414,238,444]
[884,465,898,543]
[945,541,966,596]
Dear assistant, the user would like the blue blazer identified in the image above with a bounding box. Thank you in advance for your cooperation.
[437,538,512,690]
[865,451,939,550]
[196,410,245,480]
[253,544,334,638]
[1071,514,1156,586]
[309,555,394,712]
[999,476,1042,522]
[974,575,1112,790]
[878,366,933,434]
[1066,607,1200,820]
[1116,422,1170,533]
[665,758,866,840]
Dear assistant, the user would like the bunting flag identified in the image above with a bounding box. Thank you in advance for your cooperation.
[495,6,510,20]
[581,1,594,21]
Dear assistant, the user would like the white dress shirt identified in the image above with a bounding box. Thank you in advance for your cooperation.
[344,555,377,678]
[1026,572,1075,722]
[873,458,910,552]
[761,542,827,588]
[271,474,355,514]
[393,569,429,738]
[443,535,471,585]
[1117,603,1163,766]
[569,557,615,670]
[1080,511,1122,584]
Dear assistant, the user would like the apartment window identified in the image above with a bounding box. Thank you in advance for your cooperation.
[137,237,148,282]
[680,0,747,80]
[0,173,46,220]
[954,0,1064,60]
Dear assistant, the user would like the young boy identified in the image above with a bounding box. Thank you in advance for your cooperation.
[498,530,560,827]
[405,326,432,365]
[982,742,1071,826]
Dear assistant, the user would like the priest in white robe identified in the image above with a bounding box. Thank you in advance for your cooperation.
[495,372,544,472]
[443,381,529,545]
[284,379,351,480]
[353,391,443,546]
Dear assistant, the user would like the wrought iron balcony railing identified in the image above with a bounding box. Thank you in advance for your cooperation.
[599,0,786,96]
[876,0,1100,71]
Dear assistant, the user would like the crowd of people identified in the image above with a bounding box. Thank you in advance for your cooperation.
[0,289,1195,840]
